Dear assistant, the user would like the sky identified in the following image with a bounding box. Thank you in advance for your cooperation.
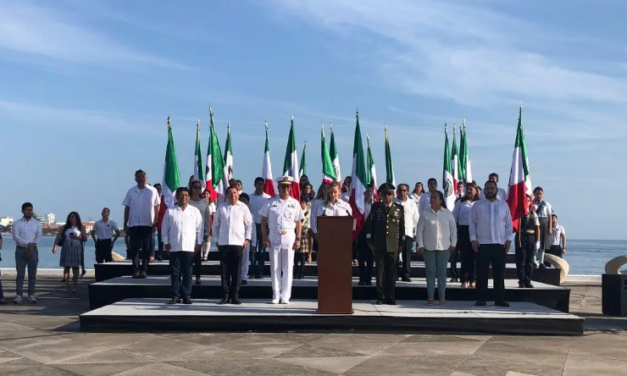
[0,0,625,240]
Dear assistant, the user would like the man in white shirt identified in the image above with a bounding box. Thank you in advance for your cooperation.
[12,202,43,304]
[470,180,514,307]
[533,186,554,268]
[311,181,353,235]
[418,178,438,214]
[394,183,419,282]
[123,170,161,279]
[479,173,508,201]
[261,176,304,304]
[91,208,121,263]
[162,187,203,305]
[212,186,253,305]
[248,177,271,279]
[548,214,566,263]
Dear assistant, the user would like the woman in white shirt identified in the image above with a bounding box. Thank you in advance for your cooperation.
[188,181,211,285]
[53,212,88,293]
[452,182,480,288]
[417,191,457,306]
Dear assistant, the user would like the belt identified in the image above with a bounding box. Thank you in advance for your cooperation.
[280,231,287,235]
[524,230,536,234]
[97,239,112,242]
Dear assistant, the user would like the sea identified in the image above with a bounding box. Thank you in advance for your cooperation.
[0,236,625,275]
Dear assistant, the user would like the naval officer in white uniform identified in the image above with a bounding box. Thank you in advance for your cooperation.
[260,176,304,304]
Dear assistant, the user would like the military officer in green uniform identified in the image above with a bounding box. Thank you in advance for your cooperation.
[366,183,405,305]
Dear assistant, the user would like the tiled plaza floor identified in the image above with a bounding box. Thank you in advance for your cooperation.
[0,277,625,376]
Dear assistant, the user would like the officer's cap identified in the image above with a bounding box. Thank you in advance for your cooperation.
[277,176,293,185]
[378,182,395,193]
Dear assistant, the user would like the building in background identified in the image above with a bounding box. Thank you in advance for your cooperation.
[82,221,95,234]
[0,216,13,227]
[33,213,46,225]
[46,213,55,225]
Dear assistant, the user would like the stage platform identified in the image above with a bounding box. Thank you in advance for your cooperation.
[88,276,571,312]
[79,298,583,335]
[94,260,561,285]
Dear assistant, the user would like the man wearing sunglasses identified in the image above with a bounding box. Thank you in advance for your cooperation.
[366,183,405,305]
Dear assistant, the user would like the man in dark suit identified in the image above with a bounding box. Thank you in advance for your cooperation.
[366,183,405,305]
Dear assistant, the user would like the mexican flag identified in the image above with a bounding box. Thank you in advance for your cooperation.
[443,126,456,209]
[209,122,226,198]
[349,111,368,239]
[193,120,205,183]
[460,119,473,184]
[204,107,220,201]
[451,125,460,196]
[299,141,307,177]
[224,123,233,182]
[366,134,378,199]
[262,121,276,197]
[329,124,341,182]
[321,124,337,183]
[282,117,300,200]
[384,126,395,186]
[158,118,181,229]
[507,105,532,231]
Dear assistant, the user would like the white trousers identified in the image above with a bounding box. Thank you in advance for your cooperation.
[269,245,295,301]
[201,242,211,259]
[241,244,250,280]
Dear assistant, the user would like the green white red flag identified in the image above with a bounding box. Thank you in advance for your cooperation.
[349,111,368,239]
[193,120,205,183]
[207,110,226,199]
[321,124,337,183]
[224,123,233,182]
[384,126,395,186]
[329,124,341,182]
[158,117,181,229]
[366,134,378,198]
[299,141,307,177]
[282,117,300,200]
[451,125,460,196]
[443,125,456,209]
[459,119,472,184]
[507,105,532,231]
[262,121,276,196]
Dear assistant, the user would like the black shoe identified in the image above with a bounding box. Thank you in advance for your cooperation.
[475,301,487,307]
[366,280,373,286]
[241,280,248,286]
[401,277,412,282]
[386,299,397,305]
[358,281,365,286]
[183,297,192,305]
[132,272,140,279]
[539,264,547,270]
[196,277,202,285]
[518,282,525,288]
[218,297,229,305]
[525,283,535,288]
[450,277,459,283]
[256,274,263,279]
[231,297,241,305]
[375,300,384,305]
[168,297,180,305]
[139,272,148,279]
[495,301,510,307]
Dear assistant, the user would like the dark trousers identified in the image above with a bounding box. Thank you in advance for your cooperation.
[458,225,475,283]
[15,246,38,297]
[476,244,506,302]
[449,247,459,279]
[375,251,398,300]
[219,245,244,299]
[129,226,153,273]
[357,242,374,283]
[95,239,113,263]
[294,252,306,277]
[546,245,563,267]
[193,249,202,279]
[399,237,414,279]
[252,224,265,276]
[155,230,164,260]
[516,234,535,286]
[170,251,194,298]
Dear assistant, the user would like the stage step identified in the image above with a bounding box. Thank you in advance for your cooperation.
[80,298,583,335]
[94,260,560,286]
[88,276,571,313]
[159,251,519,264]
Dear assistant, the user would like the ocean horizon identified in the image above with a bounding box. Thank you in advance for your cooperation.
[0,236,625,275]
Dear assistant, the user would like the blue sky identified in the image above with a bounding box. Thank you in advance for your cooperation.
[0,0,625,239]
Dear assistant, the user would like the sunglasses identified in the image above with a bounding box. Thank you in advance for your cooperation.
[383,191,394,196]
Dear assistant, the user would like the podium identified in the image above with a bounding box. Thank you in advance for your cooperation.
[317,216,354,314]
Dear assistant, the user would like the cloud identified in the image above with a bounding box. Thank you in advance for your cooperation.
[0,1,189,72]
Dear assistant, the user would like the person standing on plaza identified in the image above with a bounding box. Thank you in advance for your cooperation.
[409,182,423,207]
[153,183,164,261]
[418,178,438,214]
[123,170,161,278]
[394,183,419,282]
[213,186,253,305]
[248,177,271,279]
[12,202,42,304]
[91,208,121,263]
[260,176,304,304]
[238,193,257,285]
[515,194,540,288]
[162,187,203,305]
[357,185,375,285]
[0,233,5,304]
[452,182,479,288]
[311,181,353,235]
[417,191,457,306]
[188,181,211,285]
[470,180,513,307]
[203,189,216,261]
[53,212,87,293]
[366,183,405,305]
[533,186,553,268]
[548,214,566,262]
[480,173,508,201]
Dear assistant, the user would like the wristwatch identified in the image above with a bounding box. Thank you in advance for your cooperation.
[295,238,301,241]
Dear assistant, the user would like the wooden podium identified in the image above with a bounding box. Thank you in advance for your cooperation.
[317,216,354,314]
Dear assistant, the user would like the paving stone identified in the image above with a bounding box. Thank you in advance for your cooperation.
[54,362,147,376]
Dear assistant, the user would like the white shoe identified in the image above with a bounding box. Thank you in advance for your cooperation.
[13,296,22,304]
[281,299,290,305]
[271,299,279,304]
[28,295,37,304]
